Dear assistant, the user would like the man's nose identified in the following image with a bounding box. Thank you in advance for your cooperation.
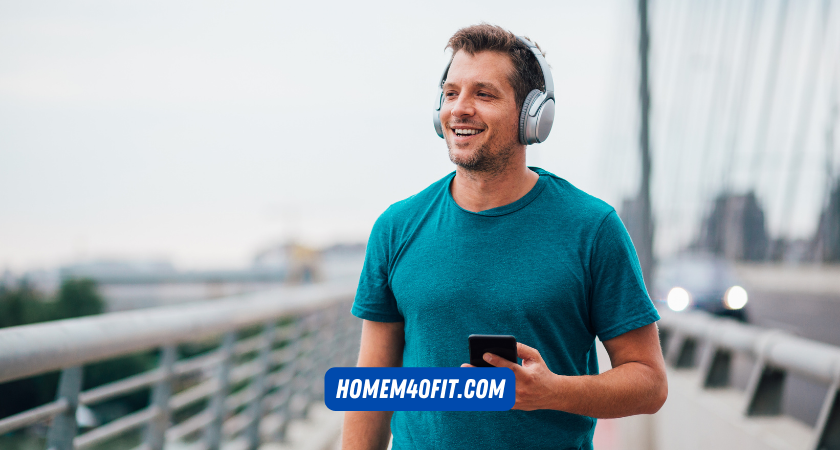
[449,95,475,118]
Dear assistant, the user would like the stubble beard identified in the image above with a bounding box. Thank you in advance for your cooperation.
[446,122,519,177]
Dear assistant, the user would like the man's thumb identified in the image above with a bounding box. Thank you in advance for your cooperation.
[517,342,542,362]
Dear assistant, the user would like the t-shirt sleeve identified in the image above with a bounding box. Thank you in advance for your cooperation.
[589,210,660,341]
[351,210,404,322]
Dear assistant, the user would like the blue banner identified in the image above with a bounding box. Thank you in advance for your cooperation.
[324,367,515,411]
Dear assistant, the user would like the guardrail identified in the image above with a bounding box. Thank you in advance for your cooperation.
[658,310,840,450]
[0,282,360,450]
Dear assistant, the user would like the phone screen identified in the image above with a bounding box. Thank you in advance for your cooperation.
[468,334,518,367]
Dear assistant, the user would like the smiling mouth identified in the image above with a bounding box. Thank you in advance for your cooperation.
[453,129,484,137]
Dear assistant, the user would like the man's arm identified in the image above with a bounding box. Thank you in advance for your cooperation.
[474,323,667,418]
[341,319,405,450]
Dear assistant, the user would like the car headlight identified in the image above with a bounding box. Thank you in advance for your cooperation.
[667,287,691,312]
[724,286,748,310]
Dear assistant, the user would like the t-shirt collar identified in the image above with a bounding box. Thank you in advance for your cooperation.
[446,167,549,217]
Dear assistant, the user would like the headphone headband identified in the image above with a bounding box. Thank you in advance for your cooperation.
[433,35,556,145]
[516,37,554,100]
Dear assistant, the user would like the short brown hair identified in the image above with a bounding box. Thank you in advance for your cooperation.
[446,24,546,109]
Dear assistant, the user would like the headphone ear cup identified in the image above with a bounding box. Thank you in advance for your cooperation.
[433,107,444,138]
[519,90,542,145]
[433,91,445,138]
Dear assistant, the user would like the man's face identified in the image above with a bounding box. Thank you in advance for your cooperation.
[441,50,522,174]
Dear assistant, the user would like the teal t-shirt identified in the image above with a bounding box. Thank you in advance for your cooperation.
[352,167,660,450]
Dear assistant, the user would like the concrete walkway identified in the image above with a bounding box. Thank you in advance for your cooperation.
[260,405,344,450]
[165,405,344,450]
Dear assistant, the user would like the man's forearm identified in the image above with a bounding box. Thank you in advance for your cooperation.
[342,411,393,450]
[343,320,405,449]
[545,362,667,418]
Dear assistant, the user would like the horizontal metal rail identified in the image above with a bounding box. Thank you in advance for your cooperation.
[0,282,354,384]
[79,369,165,406]
[0,281,361,450]
[166,410,213,442]
[169,379,220,411]
[0,399,68,435]
[658,309,840,450]
[172,351,225,377]
[74,406,160,449]
[660,311,840,383]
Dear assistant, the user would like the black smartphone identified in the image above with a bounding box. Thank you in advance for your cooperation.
[468,334,518,367]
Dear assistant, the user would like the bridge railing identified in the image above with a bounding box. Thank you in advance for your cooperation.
[659,310,840,450]
[0,282,359,450]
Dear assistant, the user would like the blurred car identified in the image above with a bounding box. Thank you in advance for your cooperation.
[653,253,749,321]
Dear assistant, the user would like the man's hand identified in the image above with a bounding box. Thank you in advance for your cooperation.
[461,324,667,418]
[461,342,559,411]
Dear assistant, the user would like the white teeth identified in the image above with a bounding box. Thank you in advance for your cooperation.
[455,129,480,136]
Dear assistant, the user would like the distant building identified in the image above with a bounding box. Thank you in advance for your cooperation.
[320,242,367,282]
[4,241,366,312]
[57,258,286,311]
[814,180,840,262]
[60,259,176,281]
[253,241,321,284]
[696,192,769,261]
[252,241,366,284]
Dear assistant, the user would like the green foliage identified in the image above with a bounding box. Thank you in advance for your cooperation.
[0,277,105,329]
[55,278,104,319]
[0,283,49,327]
[0,278,155,421]
[83,352,156,412]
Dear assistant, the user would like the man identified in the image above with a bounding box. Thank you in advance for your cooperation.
[343,24,667,449]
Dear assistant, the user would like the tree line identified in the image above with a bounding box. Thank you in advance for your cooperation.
[0,279,155,425]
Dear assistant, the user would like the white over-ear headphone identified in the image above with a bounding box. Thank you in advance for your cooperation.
[433,36,555,145]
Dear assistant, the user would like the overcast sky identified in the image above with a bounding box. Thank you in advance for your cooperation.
[1,0,635,271]
[2,0,837,273]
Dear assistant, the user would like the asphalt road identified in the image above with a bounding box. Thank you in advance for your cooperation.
[746,289,840,347]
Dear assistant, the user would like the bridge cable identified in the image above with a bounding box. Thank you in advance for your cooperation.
[770,0,832,259]
[694,1,744,225]
[825,2,840,199]
[746,0,791,193]
[719,0,767,194]
[598,0,637,206]
[661,0,716,253]
[817,3,840,259]
[679,0,730,249]
[650,0,690,256]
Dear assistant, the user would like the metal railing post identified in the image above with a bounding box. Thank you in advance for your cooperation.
[658,328,671,357]
[313,305,339,401]
[299,312,323,419]
[340,307,356,367]
[205,331,236,450]
[744,362,786,416]
[662,327,697,369]
[813,378,840,450]
[46,366,83,450]
[144,345,177,450]
[274,318,303,442]
[349,310,362,366]
[245,321,275,450]
[700,346,732,388]
[744,332,788,417]
[663,331,684,366]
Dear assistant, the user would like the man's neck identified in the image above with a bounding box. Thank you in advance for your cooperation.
[450,162,540,213]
